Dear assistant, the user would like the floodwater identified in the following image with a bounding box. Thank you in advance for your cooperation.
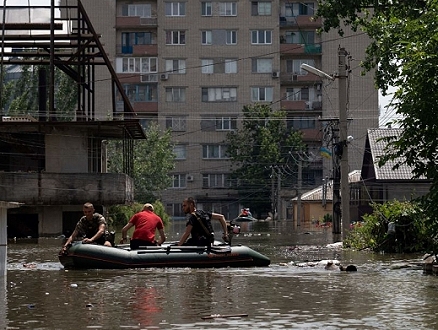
[3,220,438,329]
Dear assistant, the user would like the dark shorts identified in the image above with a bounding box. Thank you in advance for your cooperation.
[130,239,157,250]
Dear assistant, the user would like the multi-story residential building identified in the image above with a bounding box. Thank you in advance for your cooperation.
[79,0,379,221]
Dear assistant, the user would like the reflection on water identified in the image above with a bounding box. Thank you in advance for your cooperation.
[3,221,438,329]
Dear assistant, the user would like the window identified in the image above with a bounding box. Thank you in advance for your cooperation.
[286,87,310,101]
[251,58,273,73]
[285,31,314,44]
[226,30,237,45]
[286,59,315,74]
[202,174,234,188]
[117,57,157,73]
[172,174,186,188]
[165,59,186,74]
[251,87,273,102]
[224,59,237,73]
[126,4,151,17]
[165,2,186,16]
[251,2,271,16]
[202,31,212,45]
[216,117,237,130]
[219,2,237,16]
[166,116,187,131]
[201,2,212,16]
[173,145,187,159]
[202,145,229,159]
[199,30,237,45]
[201,59,237,74]
[121,32,154,53]
[202,87,237,102]
[166,88,186,102]
[166,30,186,45]
[251,30,272,44]
[288,117,316,130]
[285,3,314,17]
[167,203,184,217]
[120,84,158,103]
[201,59,214,74]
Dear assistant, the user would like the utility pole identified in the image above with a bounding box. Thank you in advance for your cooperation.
[332,135,341,238]
[338,47,350,241]
[297,158,302,228]
[277,167,281,220]
[271,166,275,218]
[301,50,350,241]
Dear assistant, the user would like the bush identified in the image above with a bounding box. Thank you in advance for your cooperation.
[344,200,432,253]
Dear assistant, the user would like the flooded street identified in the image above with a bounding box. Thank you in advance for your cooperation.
[3,221,438,329]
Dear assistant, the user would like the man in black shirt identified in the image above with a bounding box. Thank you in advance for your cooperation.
[178,197,229,246]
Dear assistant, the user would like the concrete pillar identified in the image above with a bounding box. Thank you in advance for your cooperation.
[0,202,21,277]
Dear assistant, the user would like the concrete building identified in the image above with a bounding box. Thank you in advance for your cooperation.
[77,0,379,220]
[0,2,145,237]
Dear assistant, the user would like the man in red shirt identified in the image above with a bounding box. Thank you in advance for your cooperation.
[120,203,166,250]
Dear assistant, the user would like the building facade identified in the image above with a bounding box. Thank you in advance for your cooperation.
[79,0,379,220]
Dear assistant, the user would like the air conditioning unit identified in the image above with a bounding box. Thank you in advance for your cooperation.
[186,174,194,182]
[160,73,169,81]
[271,71,280,78]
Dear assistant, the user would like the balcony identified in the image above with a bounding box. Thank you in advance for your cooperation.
[280,42,322,55]
[0,172,134,205]
[281,100,322,111]
[280,72,322,85]
[117,44,158,56]
[116,16,158,28]
[279,15,321,28]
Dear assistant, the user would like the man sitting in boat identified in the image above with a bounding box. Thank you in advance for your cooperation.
[239,208,252,218]
[120,203,166,250]
[62,202,112,252]
[178,197,229,246]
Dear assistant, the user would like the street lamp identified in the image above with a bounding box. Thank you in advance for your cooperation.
[300,48,350,242]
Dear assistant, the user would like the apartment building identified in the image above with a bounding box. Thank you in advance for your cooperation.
[79,0,379,220]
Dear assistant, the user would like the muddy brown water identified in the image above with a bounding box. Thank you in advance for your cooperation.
[3,221,437,329]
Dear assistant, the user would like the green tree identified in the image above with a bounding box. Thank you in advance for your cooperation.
[316,0,438,251]
[107,123,175,203]
[5,65,77,120]
[107,200,170,230]
[225,103,304,217]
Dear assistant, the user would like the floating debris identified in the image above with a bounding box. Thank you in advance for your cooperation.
[201,313,248,320]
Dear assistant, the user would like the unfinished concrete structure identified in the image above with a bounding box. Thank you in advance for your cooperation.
[0,1,145,237]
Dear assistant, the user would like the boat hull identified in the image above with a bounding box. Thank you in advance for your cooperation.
[59,243,270,269]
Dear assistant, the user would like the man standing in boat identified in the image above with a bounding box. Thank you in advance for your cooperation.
[62,202,112,252]
[178,197,229,246]
[120,203,166,250]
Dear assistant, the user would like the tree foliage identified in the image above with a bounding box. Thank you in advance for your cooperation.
[316,0,438,251]
[225,104,305,217]
[4,65,77,120]
[345,200,432,253]
[107,200,170,230]
[107,123,175,203]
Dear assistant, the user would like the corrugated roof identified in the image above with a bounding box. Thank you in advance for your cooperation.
[292,170,361,201]
[367,128,422,180]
